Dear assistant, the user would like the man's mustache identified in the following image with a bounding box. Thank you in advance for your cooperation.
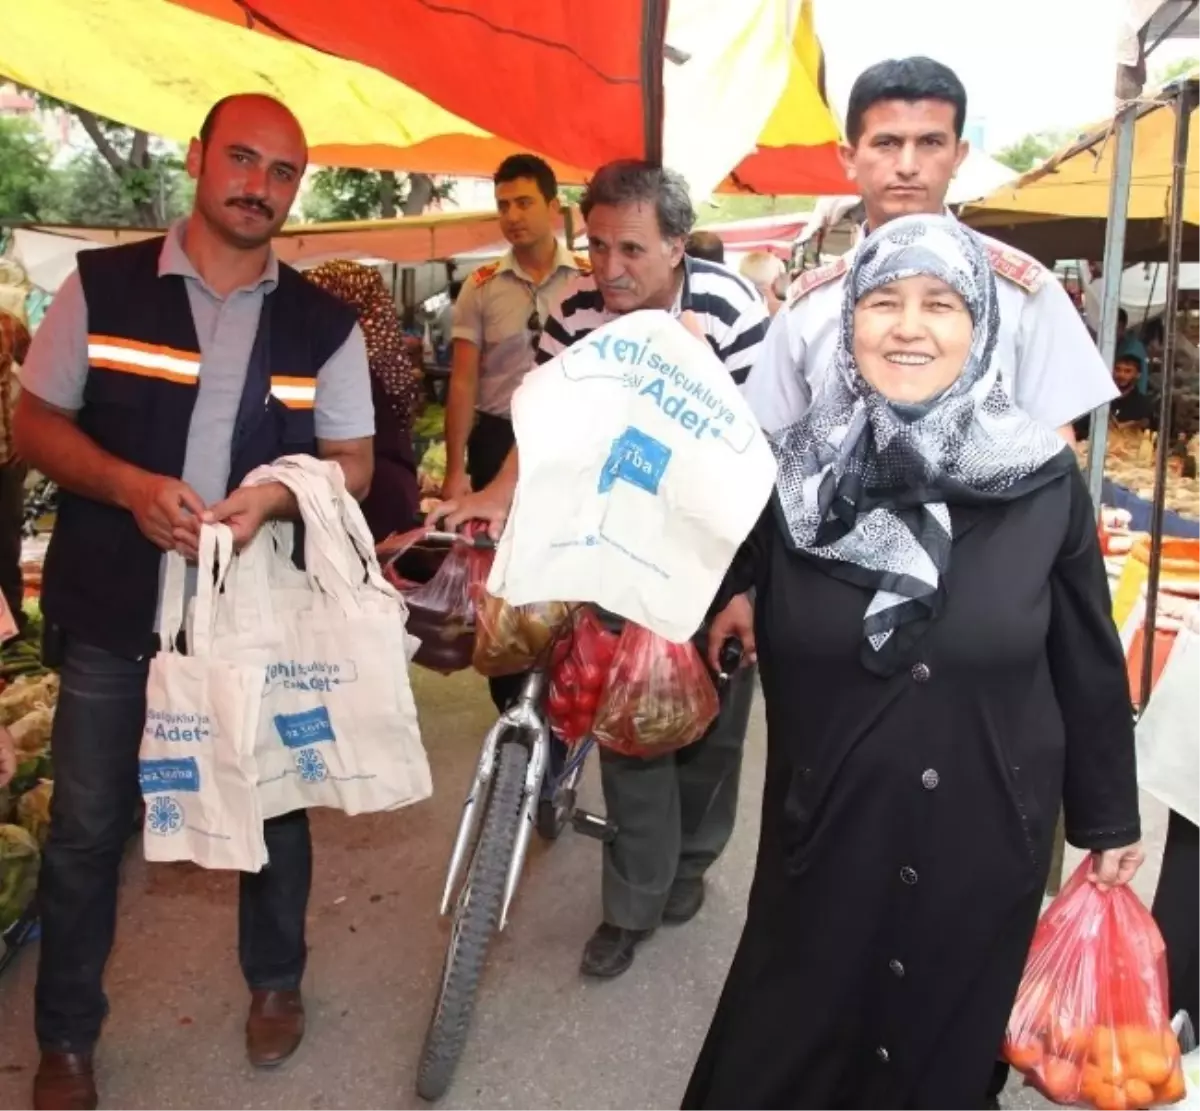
[227,196,274,218]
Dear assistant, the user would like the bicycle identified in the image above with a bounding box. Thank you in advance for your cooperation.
[411,530,741,1101]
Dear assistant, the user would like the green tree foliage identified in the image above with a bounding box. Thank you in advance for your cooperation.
[1152,56,1198,87]
[995,134,1056,174]
[302,168,452,222]
[35,150,192,226]
[994,130,1078,174]
[0,117,53,221]
[29,93,190,226]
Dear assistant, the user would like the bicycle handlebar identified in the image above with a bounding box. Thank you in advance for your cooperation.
[422,529,497,552]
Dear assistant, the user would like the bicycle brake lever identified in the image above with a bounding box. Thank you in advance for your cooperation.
[424,529,495,551]
[717,637,744,684]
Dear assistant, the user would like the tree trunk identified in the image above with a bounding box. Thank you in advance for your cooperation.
[75,112,160,227]
[403,173,435,215]
[379,170,397,218]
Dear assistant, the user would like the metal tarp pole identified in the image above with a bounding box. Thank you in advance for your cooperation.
[1139,81,1196,712]
[1087,104,1139,517]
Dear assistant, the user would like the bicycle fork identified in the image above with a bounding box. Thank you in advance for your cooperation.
[438,684,549,932]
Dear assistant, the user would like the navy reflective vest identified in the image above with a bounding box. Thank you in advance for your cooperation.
[41,236,357,659]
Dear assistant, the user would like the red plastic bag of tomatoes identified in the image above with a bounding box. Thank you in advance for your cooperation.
[1004,857,1185,1109]
[590,622,718,758]
[545,608,620,742]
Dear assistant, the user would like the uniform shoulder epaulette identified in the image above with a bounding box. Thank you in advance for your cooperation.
[983,242,1048,294]
[787,255,850,306]
[470,261,502,287]
[571,251,592,274]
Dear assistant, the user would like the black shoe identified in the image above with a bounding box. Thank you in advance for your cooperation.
[984,1058,1009,1109]
[663,877,705,925]
[580,923,653,978]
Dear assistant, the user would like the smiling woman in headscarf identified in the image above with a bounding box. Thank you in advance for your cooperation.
[304,259,423,541]
[684,215,1143,1111]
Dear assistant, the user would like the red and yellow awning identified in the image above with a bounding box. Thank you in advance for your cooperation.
[0,0,847,196]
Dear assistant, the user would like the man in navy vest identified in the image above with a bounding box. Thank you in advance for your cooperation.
[15,94,375,1110]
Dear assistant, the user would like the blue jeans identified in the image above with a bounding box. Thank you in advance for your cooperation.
[34,637,312,1052]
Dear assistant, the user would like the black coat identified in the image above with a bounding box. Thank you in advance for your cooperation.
[683,467,1140,1110]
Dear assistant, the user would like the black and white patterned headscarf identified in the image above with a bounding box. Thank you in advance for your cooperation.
[771,214,1072,675]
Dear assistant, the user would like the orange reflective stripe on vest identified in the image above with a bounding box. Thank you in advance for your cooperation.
[86,334,201,386]
[269,375,316,410]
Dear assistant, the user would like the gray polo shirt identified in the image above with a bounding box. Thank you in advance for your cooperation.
[22,221,376,608]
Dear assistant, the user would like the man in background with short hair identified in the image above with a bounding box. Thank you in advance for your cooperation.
[685,229,726,265]
[442,154,588,507]
[738,250,787,316]
[442,153,588,714]
[744,56,1116,444]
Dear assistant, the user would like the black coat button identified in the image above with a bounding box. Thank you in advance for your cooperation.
[911,662,931,682]
[900,866,919,886]
[889,959,905,978]
[921,768,939,790]
[876,1046,890,1063]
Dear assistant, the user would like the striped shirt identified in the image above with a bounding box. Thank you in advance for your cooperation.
[535,255,771,384]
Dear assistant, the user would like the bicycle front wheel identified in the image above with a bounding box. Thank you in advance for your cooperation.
[416,739,529,1102]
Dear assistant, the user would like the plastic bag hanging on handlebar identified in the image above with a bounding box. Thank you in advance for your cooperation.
[591,622,718,758]
[1003,857,1186,1109]
[402,534,493,674]
[378,527,440,591]
[546,607,621,742]
[471,591,572,677]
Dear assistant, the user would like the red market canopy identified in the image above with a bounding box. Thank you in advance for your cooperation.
[1,0,849,196]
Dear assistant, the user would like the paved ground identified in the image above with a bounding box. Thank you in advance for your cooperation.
[0,669,1170,1110]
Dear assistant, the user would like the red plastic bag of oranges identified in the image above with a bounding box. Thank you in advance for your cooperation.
[1004,858,1185,1109]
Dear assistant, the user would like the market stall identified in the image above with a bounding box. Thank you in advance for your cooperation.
[0,612,56,972]
[2,208,580,290]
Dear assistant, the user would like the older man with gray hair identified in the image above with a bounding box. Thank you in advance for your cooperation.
[435,159,770,978]
[738,250,786,317]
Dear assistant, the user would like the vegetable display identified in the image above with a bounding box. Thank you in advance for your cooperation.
[0,621,61,948]
[0,824,39,932]
[1075,426,1199,520]
[15,781,52,847]
[418,441,447,496]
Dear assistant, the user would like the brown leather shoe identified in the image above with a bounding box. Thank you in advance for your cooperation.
[33,1051,97,1111]
[246,989,305,1068]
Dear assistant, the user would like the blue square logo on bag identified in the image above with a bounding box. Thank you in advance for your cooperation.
[139,757,201,794]
[274,707,337,749]
[598,426,671,496]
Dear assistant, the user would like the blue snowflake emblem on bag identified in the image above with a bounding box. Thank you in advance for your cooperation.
[295,748,328,784]
[147,796,184,836]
